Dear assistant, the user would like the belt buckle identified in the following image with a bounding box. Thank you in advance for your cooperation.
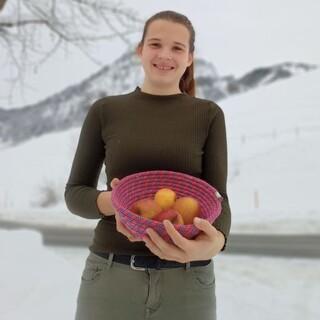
[130,255,147,271]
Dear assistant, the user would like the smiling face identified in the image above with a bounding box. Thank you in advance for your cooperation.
[136,19,193,94]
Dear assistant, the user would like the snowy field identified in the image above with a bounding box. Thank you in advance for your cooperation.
[1,45,319,320]
[0,229,319,320]
[1,67,319,235]
[1,1,319,319]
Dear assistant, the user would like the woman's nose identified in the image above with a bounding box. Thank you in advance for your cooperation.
[157,48,173,60]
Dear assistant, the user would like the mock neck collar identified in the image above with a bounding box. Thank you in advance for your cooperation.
[133,86,187,100]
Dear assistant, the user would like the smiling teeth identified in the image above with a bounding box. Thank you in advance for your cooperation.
[154,64,173,70]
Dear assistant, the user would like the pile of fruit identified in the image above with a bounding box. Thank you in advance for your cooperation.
[130,188,201,225]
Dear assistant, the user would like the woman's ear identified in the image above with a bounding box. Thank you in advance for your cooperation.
[187,52,193,67]
[135,44,142,58]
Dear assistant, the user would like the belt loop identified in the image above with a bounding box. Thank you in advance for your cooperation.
[184,261,191,272]
[106,252,114,270]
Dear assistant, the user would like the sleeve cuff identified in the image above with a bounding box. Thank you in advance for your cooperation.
[216,229,227,252]
[96,190,106,219]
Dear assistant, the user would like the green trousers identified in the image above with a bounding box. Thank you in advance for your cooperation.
[75,251,217,320]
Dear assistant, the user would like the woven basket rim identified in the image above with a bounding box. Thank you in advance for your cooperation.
[111,170,222,217]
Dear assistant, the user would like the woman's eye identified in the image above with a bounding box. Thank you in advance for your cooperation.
[150,44,182,51]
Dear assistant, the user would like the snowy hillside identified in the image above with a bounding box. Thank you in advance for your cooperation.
[1,53,314,148]
[224,68,320,233]
[0,69,319,233]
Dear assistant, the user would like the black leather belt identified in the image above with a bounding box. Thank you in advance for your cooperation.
[93,251,211,271]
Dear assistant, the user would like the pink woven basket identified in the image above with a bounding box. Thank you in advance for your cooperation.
[111,170,223,244]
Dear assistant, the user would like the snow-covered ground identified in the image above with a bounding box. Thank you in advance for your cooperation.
[1,229,319,320]
[1,2,319,319]
[222,68,320,234]
[1,67,319,234]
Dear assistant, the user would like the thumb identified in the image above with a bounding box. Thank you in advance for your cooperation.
[111,178,120,189]
[193,217,217,237]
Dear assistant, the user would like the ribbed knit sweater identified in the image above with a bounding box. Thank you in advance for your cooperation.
[64,86,231,255]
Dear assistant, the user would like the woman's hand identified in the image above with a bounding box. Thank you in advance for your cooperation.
[111,178,142,243]
[142,217,225,263]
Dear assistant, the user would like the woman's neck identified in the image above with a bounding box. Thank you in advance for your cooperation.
[140,83,182,96]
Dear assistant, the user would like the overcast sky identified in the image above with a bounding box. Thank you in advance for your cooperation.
[1,0,319,108]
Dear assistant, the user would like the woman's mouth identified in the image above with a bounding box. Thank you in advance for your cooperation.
[153,64,175,71]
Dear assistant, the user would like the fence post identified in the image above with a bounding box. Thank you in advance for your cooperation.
[254,189,259,209]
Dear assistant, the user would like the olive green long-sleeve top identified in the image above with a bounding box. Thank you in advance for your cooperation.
[64,86,231,255]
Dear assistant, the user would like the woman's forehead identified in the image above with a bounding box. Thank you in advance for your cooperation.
[146,20,189,45]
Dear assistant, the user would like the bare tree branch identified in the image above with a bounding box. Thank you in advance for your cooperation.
[0,0,144,104]
[0,0,7,11]
[0,18,49,27]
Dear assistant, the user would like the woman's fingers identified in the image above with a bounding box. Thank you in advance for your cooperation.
[114,210,141,242]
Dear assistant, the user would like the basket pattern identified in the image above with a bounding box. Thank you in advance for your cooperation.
[111,170,223,244]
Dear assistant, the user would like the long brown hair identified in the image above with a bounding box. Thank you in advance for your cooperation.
[137,10,196,97]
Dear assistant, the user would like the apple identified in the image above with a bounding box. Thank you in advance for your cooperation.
[154,188,177,210]
[152,208,179,222]
[172,212,184,225]
[172,196,201,224]
[130,198,162,219]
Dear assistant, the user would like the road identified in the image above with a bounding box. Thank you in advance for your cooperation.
[1,219,319,259]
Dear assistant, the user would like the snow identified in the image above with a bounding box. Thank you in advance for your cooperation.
[1,229,319,320]
[1,67,319,234]
[1,0,320,108]
[222,69,320,234]
[0,127,99,229]
[0,230,80,320]
[1,2,319,318]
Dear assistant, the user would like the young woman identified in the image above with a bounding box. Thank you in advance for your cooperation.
[65,10,231,320]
